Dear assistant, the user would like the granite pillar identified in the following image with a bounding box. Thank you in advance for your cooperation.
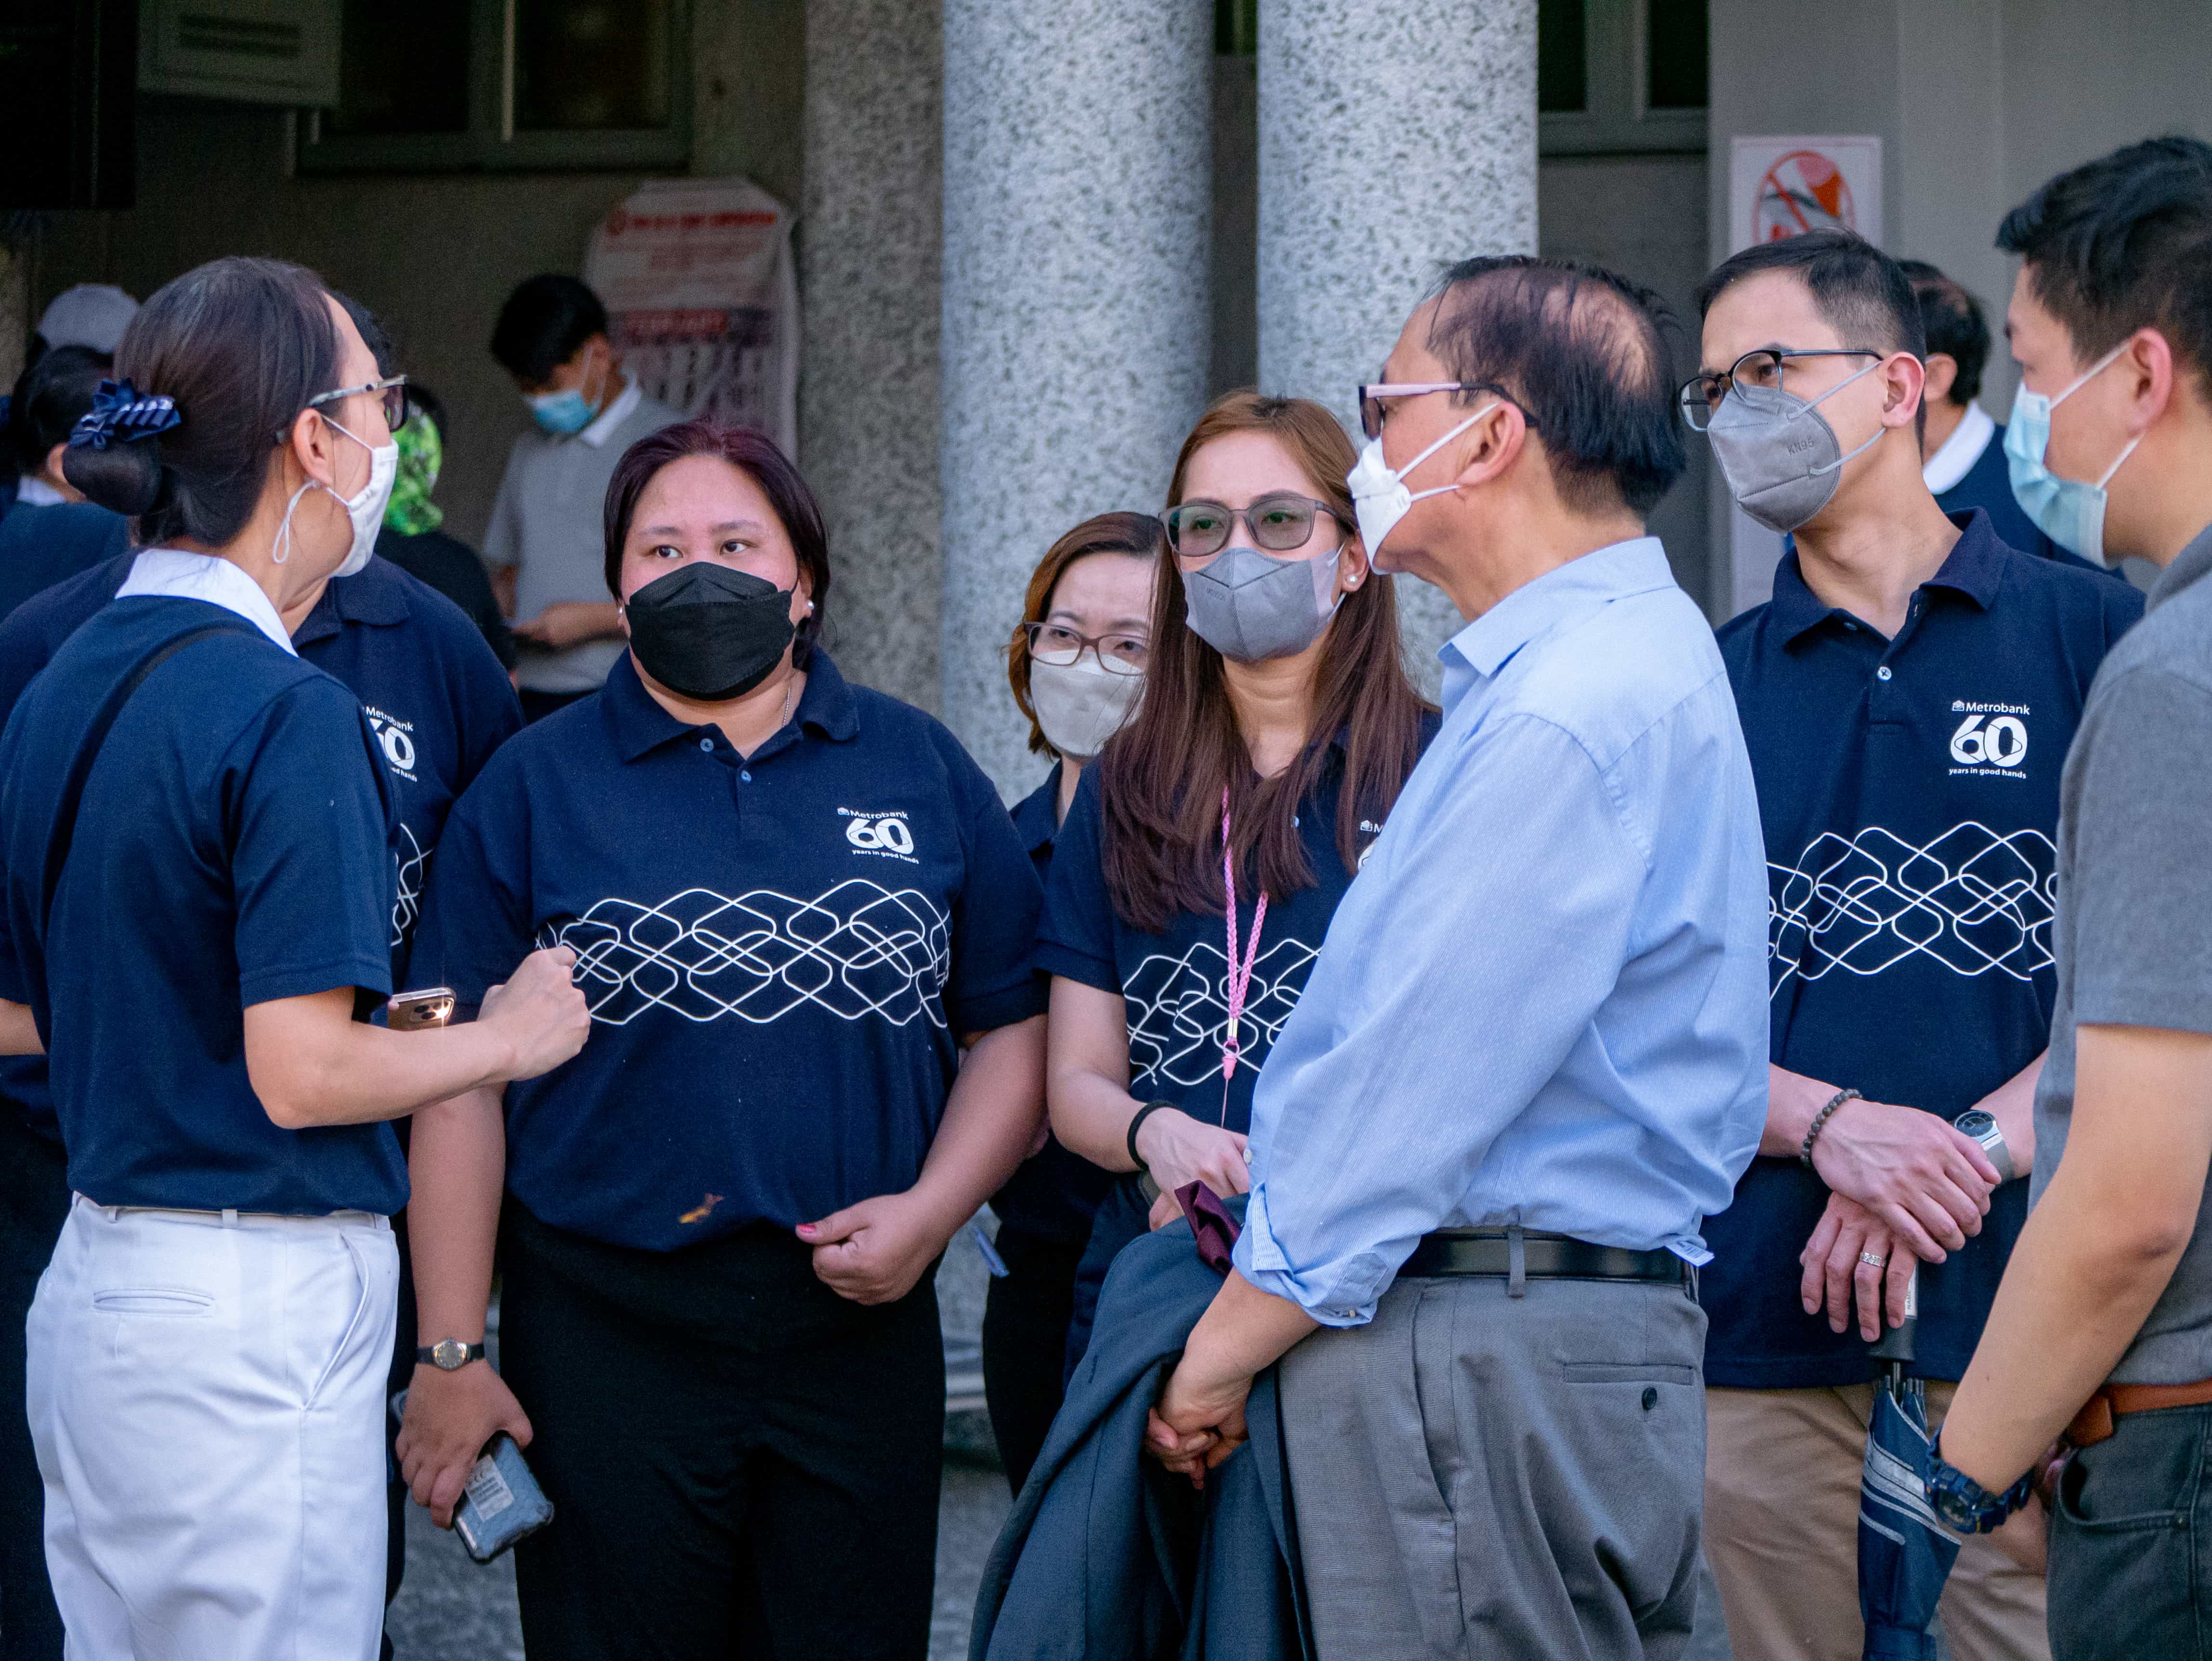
[1256,0,1538,689]
[799,0,944,713]
[940,0,1213,796]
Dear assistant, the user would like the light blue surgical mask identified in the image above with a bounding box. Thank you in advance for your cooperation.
[2004,341,2141,567]
[525,344,608,437]
[527,385,597,436]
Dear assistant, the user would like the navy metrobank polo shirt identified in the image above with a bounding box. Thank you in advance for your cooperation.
[988,771,1114,1247]
[1708,510,2141,1386]
[0,594,401,1215]
[408,650,1045,1254]
[0,554,522,1141]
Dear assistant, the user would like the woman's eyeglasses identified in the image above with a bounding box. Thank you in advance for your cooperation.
[1019,621,1148,677]
[307,374,411,434]
[1162,493,1343,560]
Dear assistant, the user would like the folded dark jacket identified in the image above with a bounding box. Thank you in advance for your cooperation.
[971,1198,1310,1661]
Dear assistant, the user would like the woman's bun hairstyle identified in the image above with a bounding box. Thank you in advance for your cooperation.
[62,430,163,516]
[65,258,341,545]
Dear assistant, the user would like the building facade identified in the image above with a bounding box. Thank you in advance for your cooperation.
[5,0,2207,793]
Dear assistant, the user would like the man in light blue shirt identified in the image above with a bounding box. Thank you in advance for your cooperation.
[1148,257,1770,1659]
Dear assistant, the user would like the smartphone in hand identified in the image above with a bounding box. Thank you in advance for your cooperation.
[387,988,456,1031]
[452,1433,556,1563]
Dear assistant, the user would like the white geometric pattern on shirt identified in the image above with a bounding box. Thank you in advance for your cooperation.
[547,882,951,1028]
[1767,821,2056,997]
[1122,938,1321,1092]
[391,824,430,949]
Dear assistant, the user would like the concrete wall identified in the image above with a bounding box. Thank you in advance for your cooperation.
[1706,0,2212,613]
[25,0,805,555]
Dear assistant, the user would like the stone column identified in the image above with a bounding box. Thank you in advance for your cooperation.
[941,0,1213,797]
[799,0,944,713]
[1257,0,1538,690]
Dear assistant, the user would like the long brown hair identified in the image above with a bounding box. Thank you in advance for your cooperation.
[1005,510,1165,757]
[1099,392,1430,934]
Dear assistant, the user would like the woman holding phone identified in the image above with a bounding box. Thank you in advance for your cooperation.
[0,256,587,1660]
[1039,391,1435,1367]
[398,420,1047,1660]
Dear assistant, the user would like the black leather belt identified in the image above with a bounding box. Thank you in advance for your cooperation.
[1402,1228,1685,1284]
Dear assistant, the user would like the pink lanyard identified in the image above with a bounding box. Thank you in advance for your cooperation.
[1220,788,1269,1086]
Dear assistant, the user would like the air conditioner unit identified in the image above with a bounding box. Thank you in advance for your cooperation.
[138,0,337,105]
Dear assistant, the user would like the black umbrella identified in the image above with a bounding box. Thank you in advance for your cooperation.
[1857,1267,1961,1661]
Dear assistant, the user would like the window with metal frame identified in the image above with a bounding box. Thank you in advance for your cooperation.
[297,0,689,174]
[1540,0,1706,157]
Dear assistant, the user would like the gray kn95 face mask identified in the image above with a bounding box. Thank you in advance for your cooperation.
[1181,543,1343,663]
[1705,359,1885,534]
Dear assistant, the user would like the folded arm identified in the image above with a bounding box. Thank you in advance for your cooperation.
[1233,715,1642,1324]
[1158,717,1650,1480]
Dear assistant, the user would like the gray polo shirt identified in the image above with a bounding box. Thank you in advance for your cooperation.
[2032,522,2212,1385]
[484,375,680,694]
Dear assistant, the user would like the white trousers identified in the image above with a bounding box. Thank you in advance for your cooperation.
[27,1197,397,1661]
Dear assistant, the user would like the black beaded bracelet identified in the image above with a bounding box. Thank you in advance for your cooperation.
[1800,1087,1862,1169]
[1126,1099,1176,1173]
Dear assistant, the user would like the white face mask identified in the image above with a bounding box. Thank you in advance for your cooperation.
[274,415,397,578]
[1346,404,1496,562]
[1027,655,1144,759]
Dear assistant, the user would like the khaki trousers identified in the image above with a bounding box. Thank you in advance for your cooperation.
[1705,1384,2048,1661]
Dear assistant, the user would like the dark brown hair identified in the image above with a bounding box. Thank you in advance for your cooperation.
[1998,135,2212,398]
[63,257,342,544]
[602,420,832,666]
[1099,392,1430,934]
[1005,510,1164,757]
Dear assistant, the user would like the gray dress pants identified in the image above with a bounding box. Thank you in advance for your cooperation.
[1279,1270,1712,1661]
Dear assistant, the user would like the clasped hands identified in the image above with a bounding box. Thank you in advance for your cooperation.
[1800,1093,2005,1340]
[1145,1345,1255,1490]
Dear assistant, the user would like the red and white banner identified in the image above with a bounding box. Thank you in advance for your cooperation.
[584,177,800,457]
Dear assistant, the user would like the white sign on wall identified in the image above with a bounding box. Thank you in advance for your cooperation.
[1724,135,1884,614]
[1728,135,1883,254]
[584,177,801,459]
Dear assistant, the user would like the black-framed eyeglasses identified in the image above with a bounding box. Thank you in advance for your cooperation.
[307,374,410,434]
[1017,620,1148,676]
[1677,349,1882,431]
[1356,380,1536,441]
[1161,493,1344,560]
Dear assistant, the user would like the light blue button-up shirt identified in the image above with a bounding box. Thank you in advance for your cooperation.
[1233,538,1770,1325]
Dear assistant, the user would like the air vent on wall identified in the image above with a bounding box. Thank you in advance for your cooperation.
[139,0,336,104]
[175,13,301,59]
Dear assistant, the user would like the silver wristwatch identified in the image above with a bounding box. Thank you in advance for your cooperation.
[1953,1109,2016,1184]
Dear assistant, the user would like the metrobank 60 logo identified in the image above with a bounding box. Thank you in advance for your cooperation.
[844,814,915,855]
[1949,712,2028,768]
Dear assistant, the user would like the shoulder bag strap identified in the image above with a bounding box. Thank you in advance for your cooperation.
[40,620,260,935]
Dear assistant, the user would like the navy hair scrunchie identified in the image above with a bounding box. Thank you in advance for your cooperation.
[68,379,182,451]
